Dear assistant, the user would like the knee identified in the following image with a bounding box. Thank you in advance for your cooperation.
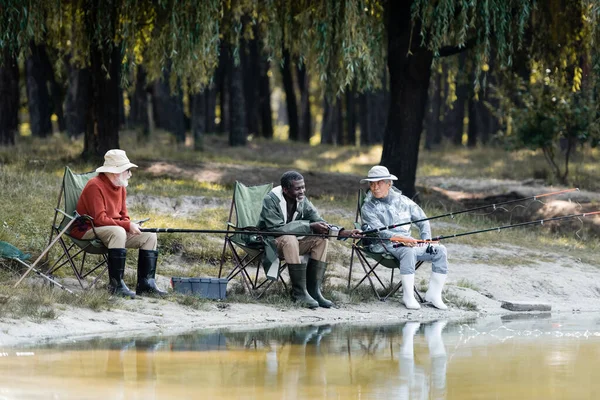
[108,227,127,246]
[434,244,447,261]
[279,235,299,248]
[316,237,329,251]
[397,246,416,261]
[144,233,158,250]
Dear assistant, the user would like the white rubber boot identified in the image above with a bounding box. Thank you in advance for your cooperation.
[401,274,421,310]
[425,272,448,310]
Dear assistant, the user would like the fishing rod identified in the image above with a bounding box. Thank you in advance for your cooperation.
[362,187,579,235]
[390,210,600,248]
[140,227,363,239]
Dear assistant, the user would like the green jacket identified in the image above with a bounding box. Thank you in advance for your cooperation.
[257,186,324,279]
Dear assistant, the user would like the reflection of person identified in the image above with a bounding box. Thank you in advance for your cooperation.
[399,320,448,400]
[258,171,360,308]
[425,320,448,398]
[360,166,448,310]
[399,321,420,400]
[72,149,166,298]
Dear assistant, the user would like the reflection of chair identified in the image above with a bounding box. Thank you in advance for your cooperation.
[218,181,287,297]
[44,167,109,289]
[348,189,423,302]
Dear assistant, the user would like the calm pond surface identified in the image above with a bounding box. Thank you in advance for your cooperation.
[1,313,599,399]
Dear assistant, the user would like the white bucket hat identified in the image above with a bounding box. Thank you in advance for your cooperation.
[360,165,398,183]
[96,149,138,174]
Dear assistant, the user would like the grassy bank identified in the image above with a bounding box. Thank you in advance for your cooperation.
[0,131,598,319]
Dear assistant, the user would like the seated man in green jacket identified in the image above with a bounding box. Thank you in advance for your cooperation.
[258,171,360,309]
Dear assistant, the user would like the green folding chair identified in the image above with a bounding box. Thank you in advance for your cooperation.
[218,181,288,298]
[348,189,424,302]
[0,241,73,293]
[44,166,109,289]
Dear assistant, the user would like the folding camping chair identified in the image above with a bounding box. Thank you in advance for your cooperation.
[218,181,289,298]
[347,189,424,302]
[0,241,73,294]
[44,166,109,289]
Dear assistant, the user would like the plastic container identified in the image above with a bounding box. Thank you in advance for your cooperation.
[171,277,228,299]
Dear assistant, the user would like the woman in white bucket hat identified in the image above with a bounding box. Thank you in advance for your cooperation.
[72,149,166,298]
[360,165,449,310]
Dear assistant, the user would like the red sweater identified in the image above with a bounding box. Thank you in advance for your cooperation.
[71,173,131,239]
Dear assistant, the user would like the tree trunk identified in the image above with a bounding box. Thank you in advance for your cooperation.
[467,93,479,148]
[258,56,273,139]
[65,65,89,139]
[446,53,468,146]
[191,91,206,151]
[321,96,342,145]
[359,89,387,145]
[152,68,185,143]
[229,50,247,146]
[48,67,66,133]
[130,65,150,139]
[380,1,433,200]
[82,43,121,160]
[321,97,332,144]
[345,86,357,146]
[82,1,121,161]
[281,50,299,141]
[205,82,217,134]
[424,69,442,150]
[297,64,312,142]
[170,84,186,143]
[358,92,370,145]
[242,37,260,137]
[218,45,230,135]
[0,49,19,146]
[26,42,53,138]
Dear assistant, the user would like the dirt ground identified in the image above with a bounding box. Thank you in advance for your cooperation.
[1,162,599,348]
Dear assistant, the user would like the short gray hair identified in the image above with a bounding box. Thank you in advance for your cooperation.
[281,171,304,189]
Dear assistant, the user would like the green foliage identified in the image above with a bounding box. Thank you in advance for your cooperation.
[412,0,533,71]
[499,69,598,184]
[0,0,387,96]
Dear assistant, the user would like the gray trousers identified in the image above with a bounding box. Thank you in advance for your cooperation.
[386,243,448,275]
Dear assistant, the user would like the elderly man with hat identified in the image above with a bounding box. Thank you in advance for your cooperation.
[71,149,166,298]
[360,165,448,310]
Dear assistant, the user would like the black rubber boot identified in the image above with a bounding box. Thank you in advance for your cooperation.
[306,259,334,308]
[108,248,135,298]
[288,263,318,309]
[136,249,167,296]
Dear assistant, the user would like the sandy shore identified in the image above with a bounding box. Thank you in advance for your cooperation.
[2,238,599,348]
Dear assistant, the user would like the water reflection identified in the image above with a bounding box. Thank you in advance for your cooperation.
[1,316,600,399]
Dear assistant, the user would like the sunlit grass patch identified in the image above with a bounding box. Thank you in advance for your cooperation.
[455,279,481,292]
[444,291,478,311]
[418,144,599,191]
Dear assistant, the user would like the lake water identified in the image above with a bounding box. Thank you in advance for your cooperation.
[1,313,599,399]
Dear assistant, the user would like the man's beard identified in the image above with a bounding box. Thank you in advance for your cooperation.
[114,173,129,187]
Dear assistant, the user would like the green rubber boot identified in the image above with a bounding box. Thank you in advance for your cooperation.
[288,263,318,309]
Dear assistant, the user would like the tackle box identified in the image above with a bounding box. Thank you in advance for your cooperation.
[171,277,228,300]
